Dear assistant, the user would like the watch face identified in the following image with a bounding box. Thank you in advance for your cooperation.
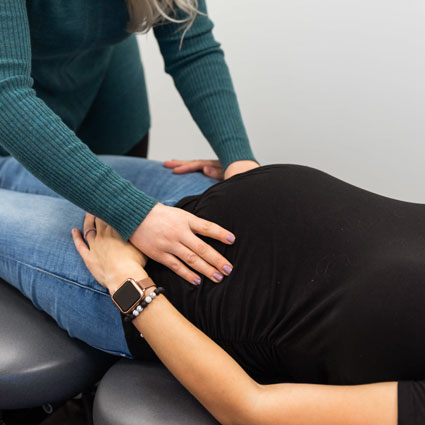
[112,280,142,313]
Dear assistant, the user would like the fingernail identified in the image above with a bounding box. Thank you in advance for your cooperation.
[226,235,236,244]
[213,272,224,282]
[194,277,201,286]
[223,265,233,275]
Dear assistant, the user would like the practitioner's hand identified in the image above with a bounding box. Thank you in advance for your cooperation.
[164,159,224,180]
[224,160,260,180]
[129,203,236,286]
[72,213,148,293]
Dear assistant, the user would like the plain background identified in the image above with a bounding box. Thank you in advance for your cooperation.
[136,0,425,202]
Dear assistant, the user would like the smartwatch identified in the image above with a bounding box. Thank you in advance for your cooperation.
[111,277,155,315]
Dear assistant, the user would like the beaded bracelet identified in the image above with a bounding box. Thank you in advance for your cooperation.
[123,286,166,324]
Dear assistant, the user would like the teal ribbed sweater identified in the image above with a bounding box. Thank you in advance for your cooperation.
[0,0,256,240]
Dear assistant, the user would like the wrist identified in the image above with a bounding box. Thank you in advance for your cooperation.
[107,268,149,295]
[129,203,165,244]
[119,281,162,322]
[224,160,260,179]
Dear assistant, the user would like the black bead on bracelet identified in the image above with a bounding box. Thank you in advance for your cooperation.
[123,287,166,323]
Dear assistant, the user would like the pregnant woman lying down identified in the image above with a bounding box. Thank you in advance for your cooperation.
[1,156,425,425]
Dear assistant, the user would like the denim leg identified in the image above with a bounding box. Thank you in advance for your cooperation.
[100,156,219,206]
[0,155,219,205]
[0,156,218,358]
[0,188,132,358]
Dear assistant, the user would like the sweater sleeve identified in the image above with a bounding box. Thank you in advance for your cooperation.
[0,0,157,241]
[153,0,257,171]
[398,380,425,425]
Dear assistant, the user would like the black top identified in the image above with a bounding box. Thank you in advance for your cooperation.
[124,164,425,424]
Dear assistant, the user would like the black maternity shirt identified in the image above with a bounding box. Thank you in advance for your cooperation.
[124,164,425,424]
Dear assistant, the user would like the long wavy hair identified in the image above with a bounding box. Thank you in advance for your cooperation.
[125,0,199,34]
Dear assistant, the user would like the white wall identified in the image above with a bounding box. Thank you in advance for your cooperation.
[137,0,425,202]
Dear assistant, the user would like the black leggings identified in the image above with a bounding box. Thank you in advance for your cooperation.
[125,132,149,158]
[125,164,425,424]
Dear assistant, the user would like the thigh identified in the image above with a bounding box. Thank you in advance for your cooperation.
[0,155,219,205]
[0,156,60,198]
[98,155,219,205]
[0,188,132,357]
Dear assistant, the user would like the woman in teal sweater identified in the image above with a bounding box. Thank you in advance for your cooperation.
[0,0,259,285]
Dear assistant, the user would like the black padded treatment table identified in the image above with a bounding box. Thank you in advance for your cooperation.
[0,279,218,424]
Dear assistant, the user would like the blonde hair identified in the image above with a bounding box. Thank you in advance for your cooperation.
[125,0,199,34]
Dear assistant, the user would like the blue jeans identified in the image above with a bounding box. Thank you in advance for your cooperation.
[0,155,218,358]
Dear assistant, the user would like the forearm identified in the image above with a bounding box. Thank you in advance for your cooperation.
[0,0,156,240]
[111,272,259,425]
[254,380,397,425]
[169,51,256,170]
[0,89,157,239]
[124,280,397,425]
[89,235,398,425]
[154,0,257,170]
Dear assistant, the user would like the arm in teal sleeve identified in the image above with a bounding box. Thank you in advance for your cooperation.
[153,0,257,170]
[0,0,157,240]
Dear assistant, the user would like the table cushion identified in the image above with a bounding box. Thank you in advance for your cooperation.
[0,280,115,409]
[93,360,219,425]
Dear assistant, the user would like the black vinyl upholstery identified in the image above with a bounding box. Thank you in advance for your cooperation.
[0,279,115,409]
[93,360,219,425]
[1,278,219,423]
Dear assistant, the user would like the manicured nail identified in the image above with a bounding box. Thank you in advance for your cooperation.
[226,234,236,244]
[223,265,233,275]
[213,272,224,282]
[194,277,201,286]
